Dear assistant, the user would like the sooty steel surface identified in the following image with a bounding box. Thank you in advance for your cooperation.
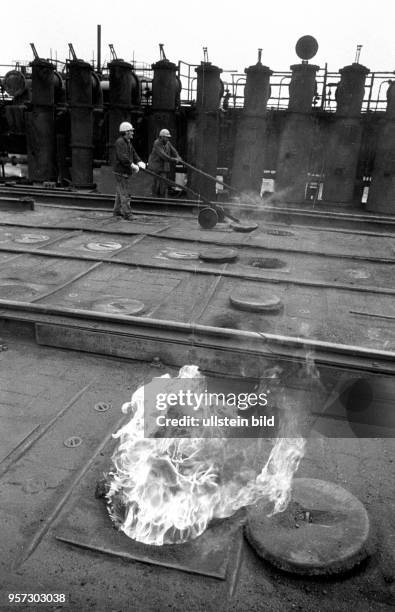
[0,418,40,463]
[55,450,244,579]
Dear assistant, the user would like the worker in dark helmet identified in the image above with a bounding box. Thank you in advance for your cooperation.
[148,128,181,197]
[113,121,146,220]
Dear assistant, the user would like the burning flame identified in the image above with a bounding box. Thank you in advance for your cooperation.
[106,365,305,546]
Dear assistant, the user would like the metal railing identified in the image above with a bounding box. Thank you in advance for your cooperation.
[0,61,394,113]
[178,61,198,103]
[177,62,395,113]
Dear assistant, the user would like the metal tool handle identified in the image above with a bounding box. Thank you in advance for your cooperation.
[180,159,256,205]
[143,167,240,223]
[143,166,210,205]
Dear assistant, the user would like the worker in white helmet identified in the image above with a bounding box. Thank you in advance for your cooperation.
[112,122,146,220]
[148,128,181,197]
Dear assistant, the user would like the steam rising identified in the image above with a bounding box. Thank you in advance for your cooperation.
[106,365,305,546]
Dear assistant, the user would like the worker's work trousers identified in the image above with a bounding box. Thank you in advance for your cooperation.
[152,172,169,197]
[113,174,133,216]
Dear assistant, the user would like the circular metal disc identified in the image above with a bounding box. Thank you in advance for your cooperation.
[231,222,258,233]
[14,233,50,243]
[91,298,145,315]
[230,290,283,312]
[64,436,82,448]
[84,242,123,252]
[4,70,26,97]
[94,401,111,412]
[198,207,218,229]
[165,250,199,260]
[199,248,238,263]
[245,478,371,575]
[295,35,319,60]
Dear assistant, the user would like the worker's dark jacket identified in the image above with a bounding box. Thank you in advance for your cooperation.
[113,136,141,176]
[148,139,179,174]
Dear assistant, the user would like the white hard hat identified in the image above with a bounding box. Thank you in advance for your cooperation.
[159,128,171,138]
[119,121,134,132]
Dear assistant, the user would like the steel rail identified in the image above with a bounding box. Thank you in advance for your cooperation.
[2,186,395,229]
[0,186,197,210]
[1,305,393,375]
[0,298,393,364]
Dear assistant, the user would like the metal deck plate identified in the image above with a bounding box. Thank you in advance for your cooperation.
[0,417,39,463]
[55,457,245,579]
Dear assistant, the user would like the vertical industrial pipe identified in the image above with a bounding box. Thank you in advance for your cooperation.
[150,58,179,149]
[190,61,223,200]
[231,55,273,192]
[275,62,319,202]
[26,59,56,182]
[322,62,369,204]
[366,81,395,213]
[107,59,136,164]
[68,59,94,187]
[97,25,101,74]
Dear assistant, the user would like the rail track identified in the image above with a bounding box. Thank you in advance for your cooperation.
[2,182,395,231]
[0,195,393,375]
[1,193,394,612]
